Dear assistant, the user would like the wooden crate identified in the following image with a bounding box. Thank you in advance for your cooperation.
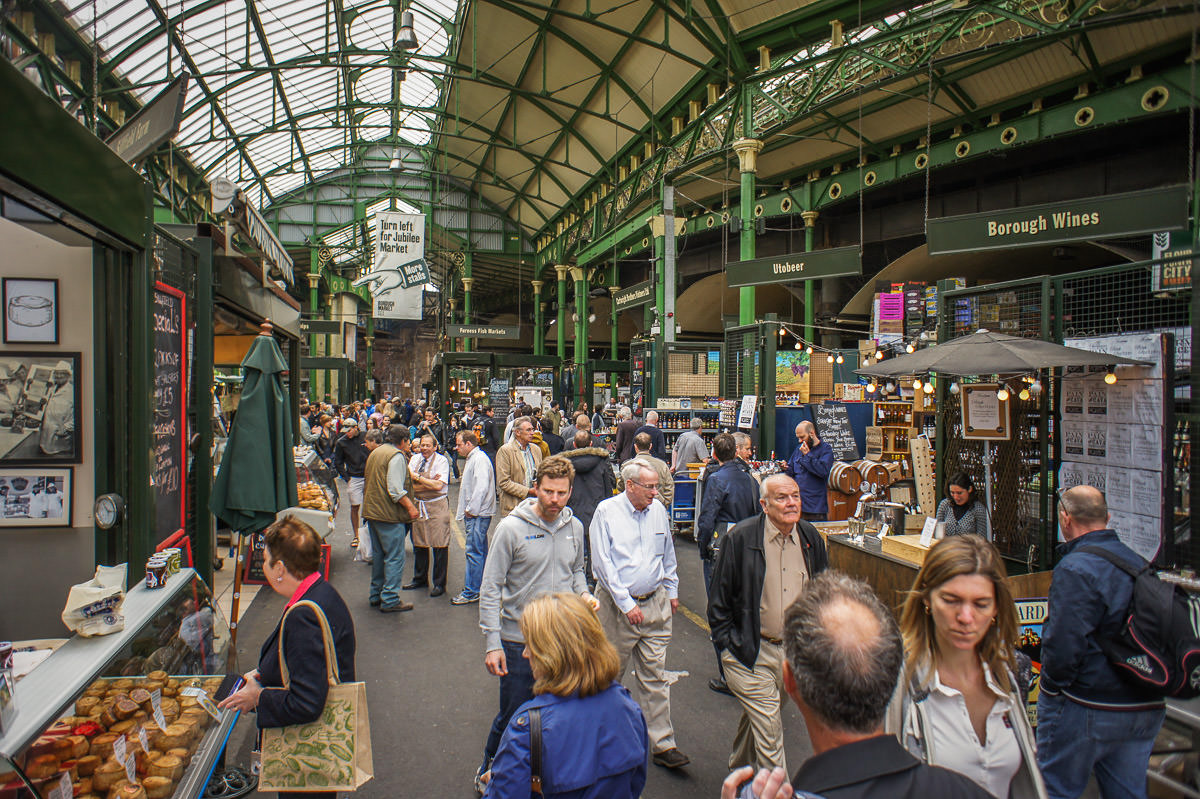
[881,534,932,567]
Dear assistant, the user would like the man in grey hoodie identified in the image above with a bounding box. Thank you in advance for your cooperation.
[475,455,597,792]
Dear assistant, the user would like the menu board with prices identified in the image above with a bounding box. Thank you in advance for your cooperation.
[152,283,187,546]
[489,378,511,420]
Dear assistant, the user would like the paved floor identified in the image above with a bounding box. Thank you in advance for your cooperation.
[223,480,814,798]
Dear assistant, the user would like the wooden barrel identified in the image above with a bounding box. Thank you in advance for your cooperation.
[852,459,891,487]
[827,461,862,494]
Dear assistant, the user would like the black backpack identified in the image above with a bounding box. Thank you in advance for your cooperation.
[1079,545,1200,698]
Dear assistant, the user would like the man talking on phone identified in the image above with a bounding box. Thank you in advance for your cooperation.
[783,422,833,522]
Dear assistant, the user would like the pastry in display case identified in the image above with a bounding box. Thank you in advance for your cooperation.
[0,570,239,799]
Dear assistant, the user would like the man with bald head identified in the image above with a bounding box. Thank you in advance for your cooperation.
[708,473,828,774]
[1036,485,1165,799]
[783,421,833,521]
[721,572,990,798]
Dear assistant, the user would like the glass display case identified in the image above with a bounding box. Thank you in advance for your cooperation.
[0,569,239,799]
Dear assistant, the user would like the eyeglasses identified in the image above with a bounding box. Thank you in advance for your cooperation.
[630,479,660,492]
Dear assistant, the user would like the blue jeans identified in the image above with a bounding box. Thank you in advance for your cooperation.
[482,639,535,771]
[366,520,408,608]
[1036,689,1164,799]
[460,515,490,599]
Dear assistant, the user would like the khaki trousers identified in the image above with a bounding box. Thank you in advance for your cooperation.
[597,586,677,753]
[721,641,787,773]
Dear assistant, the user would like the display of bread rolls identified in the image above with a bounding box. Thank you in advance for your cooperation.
[141,777,172,799]
[91,760,125,792]
[146,755,182,782]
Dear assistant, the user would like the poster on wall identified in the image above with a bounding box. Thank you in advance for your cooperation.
[352,211,426,320]
[0,352,81,464]
[153,284,187,545]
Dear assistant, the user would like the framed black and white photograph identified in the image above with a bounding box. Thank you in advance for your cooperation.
[0,467,72,528]
[3,278,59,345]
[0,352,81,464]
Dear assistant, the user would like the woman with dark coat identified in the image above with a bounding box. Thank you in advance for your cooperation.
[218,517,355,799]
[540,418,566,455]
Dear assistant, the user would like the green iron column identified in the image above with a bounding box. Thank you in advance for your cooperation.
[365,318,375,395]
[733,137,763,326]
[531,280,544,355]
[447,297,457,354]
[461,277,474,353]
[555,264,569,358]
[571,266,587,368]
[306,269,321,400]
[802,210,818,344]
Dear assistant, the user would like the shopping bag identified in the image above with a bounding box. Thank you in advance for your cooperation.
[61,564,127,637]
[354,526,373,563]
[258,600,374,792]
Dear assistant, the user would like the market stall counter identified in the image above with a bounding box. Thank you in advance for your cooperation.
[0,569,238,799]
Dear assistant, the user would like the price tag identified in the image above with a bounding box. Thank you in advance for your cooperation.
[50,771,71,799]
[123,752,137,784]
[112,733,127,765]
[877,522,890,539]
[138,726,150,754]
[151,688,166,729]
[181,686,221,720]
[919,516,937,548]
[853,499,865,519]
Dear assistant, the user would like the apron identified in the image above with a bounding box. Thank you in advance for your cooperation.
[411,455,451,548]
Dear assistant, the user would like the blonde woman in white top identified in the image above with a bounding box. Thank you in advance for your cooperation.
[885,536,1047,799]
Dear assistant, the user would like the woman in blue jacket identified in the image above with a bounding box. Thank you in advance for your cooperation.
[483,592,647,799]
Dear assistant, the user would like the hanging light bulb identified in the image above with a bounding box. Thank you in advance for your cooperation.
[805,346,814,355]
[866,382,877,394]
[1029,379,1042,396]
[1018,387,1031,401]
[874,349,883,360]
[862,358,871,368]
[911,378,922,390]
[835,354,844,364]
[906,342,916,353]
[949,381,960,395]
[997,385,1010,401]
[826,353,835,364]
[794,341,802,350]
[588,312,596,323]
[885,381,896,394]
[1104,370,1118,385]
[922,381,934,394]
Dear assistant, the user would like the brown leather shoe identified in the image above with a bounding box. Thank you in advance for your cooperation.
[380,601,414,613]
[652,748,690,769]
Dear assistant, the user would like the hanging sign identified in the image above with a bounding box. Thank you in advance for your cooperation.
[353,211,426,320]
[299,319,341,335]
[726,246,861,287]
[926,185,1189,255]
[612,280,654,312]
[1151,231,1195,292]
[447,324,520,339]
[106,73,189,164]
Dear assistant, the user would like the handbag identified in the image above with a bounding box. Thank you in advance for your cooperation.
[529,706,543,797]
[258,600,374,792]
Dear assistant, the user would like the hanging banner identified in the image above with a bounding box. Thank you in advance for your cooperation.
[726,246,861,287]
[1151,230,1195,292]
[352,211,426,320]
[926,185,1189,255]
[612,280,654,312]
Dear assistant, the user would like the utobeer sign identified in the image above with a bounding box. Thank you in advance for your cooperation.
[726,246,862,287]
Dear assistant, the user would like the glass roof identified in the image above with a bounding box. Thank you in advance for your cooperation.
[60,0,460,210]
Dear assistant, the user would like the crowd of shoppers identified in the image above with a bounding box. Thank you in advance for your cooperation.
[294,394,1167,799]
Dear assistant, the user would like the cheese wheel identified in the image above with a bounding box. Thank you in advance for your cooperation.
[75,755,102,777]
[90,761,124,792]
[141,776,172,799]
[24,755,60,780]
[147,755,182,781]
[89,733,119,760]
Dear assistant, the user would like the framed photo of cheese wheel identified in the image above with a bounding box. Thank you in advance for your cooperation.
[2,278,59,344]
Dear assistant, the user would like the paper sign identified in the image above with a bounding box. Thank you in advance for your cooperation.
[50,771,71,799]
[182,686,221,720]
[123,752,137,784]
[919,517,937,548]
[151,688,166,729]
[138,726,150,754]
[113,732,127,764]
[737,395,757,429]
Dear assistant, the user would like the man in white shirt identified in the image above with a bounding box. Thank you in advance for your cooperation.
[590,460,690,770]
[453,430,496,605]
[406,433,452,596]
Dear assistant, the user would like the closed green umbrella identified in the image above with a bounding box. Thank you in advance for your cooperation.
[210,324,298,532]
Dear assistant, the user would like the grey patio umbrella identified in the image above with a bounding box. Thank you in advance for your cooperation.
[855,329,1151,378]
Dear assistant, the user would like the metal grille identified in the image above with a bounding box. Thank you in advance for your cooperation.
[1059,265,1191,342]
[945,282,1046,339]
[723,327,760,398]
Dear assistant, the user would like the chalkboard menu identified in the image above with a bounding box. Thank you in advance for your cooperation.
[243,530,329,584]
[153,284,186,545]
[489,378,511,420]
[810,403,860,461]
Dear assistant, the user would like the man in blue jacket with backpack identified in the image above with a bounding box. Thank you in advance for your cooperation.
[1037,485,1165,799]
